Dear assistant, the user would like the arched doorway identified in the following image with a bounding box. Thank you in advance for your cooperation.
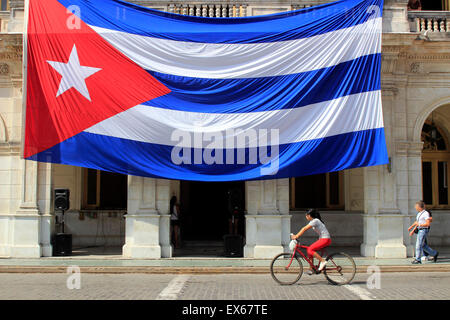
[421,109,450,209]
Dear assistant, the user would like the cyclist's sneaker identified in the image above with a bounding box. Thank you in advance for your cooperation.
[306,270,314,276]
[318,260,327,271]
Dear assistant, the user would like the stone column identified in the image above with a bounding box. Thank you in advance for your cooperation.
[361,164,407,258]
[122,176,172,258]
[9,159,43,257]
[382,0,410,33]
[38,162,53,257]
[244,179,291,258]
[7,0,25,33]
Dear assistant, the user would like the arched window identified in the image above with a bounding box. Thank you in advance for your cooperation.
[421,121,450,208]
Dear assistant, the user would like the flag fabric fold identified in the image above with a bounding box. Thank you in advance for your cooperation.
[25,0,388,181]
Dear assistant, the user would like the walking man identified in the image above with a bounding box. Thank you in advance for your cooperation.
[408,200,439,264]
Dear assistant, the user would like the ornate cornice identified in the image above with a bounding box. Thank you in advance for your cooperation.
[406,54,450,61]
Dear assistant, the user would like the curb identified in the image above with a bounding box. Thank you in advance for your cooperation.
[0,264,449,274]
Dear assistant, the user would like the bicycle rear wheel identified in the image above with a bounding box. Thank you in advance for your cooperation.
[323,252,356,285]
[270,253,303,285]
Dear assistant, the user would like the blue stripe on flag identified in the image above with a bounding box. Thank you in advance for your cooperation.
[58,0,383,43]
[143,53,380,113]
[27,128,388,181]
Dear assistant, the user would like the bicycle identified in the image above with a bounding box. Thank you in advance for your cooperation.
[270,240,356,285]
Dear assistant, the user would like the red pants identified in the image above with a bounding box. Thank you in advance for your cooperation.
[307,238,331,258]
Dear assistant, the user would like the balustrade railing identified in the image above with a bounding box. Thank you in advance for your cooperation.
[409,11,450,33]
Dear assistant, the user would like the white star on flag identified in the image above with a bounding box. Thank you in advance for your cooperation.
[47,44,101,101]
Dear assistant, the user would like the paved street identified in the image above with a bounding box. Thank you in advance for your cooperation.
[0,272,449,300]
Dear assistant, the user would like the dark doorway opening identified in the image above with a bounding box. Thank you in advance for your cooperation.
[179,181,245,243]
[421,0,443,11]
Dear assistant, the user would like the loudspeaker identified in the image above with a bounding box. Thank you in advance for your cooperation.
[223,234,244,257]
[54,189,70,211]
[53,233,72,256]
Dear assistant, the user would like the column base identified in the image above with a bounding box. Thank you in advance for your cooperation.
[361,243,407,258]
[122,244,161,259]
[9,211,43,258]
[160,244,173,258]
[9,245,42,258]
[41,244,53,257]
[375,243,407,259]
[0,245,9,257]
[244,214,289,258]
[360,243,376,257]
[159,215,172,258]
[253,245,283,259]
[361,213,407,258]
[406,244,415,257]
[244,245,254,258]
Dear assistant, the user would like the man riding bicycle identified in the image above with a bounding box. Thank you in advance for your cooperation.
[291,209,331,275]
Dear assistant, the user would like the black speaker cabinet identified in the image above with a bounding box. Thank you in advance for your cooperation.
[223,234,244,257]
[53,233,72,256]
[54,189,70,211]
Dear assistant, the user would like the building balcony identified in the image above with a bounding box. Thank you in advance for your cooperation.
[408,10,450,34]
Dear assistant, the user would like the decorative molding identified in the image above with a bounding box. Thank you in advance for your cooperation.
[0,34,23,61]
[0,63,9,75]
[10,0,25,10]
[0,141,20,155]
[395,140,424,156]
[406,54,450,61]
[409,62,422,73]
[380,86,399,96]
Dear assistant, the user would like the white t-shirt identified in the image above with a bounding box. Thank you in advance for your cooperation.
[416,210,430,227]
[170,204,179,220]
[309,218,331,239]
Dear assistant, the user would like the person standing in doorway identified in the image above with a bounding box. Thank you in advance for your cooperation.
[227,187,243,235]
[407,0,422,10]
[408,200,439,264]
[170,196,181,249]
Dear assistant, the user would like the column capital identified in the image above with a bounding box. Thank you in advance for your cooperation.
[10,0,24,10]
[395,140,423,156]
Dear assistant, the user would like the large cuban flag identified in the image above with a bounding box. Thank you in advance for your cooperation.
[24,0,388,181]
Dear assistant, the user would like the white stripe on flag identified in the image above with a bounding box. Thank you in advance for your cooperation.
[90,18,381,79]
[84,90,383,147]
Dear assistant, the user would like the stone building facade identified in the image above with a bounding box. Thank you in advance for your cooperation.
[0,0,450,259]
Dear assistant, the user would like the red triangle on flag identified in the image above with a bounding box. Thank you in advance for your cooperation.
[24,0,171,158]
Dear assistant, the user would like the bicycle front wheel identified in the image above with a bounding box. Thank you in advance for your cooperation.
[323,252,356,285]
[270,253,303,285]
